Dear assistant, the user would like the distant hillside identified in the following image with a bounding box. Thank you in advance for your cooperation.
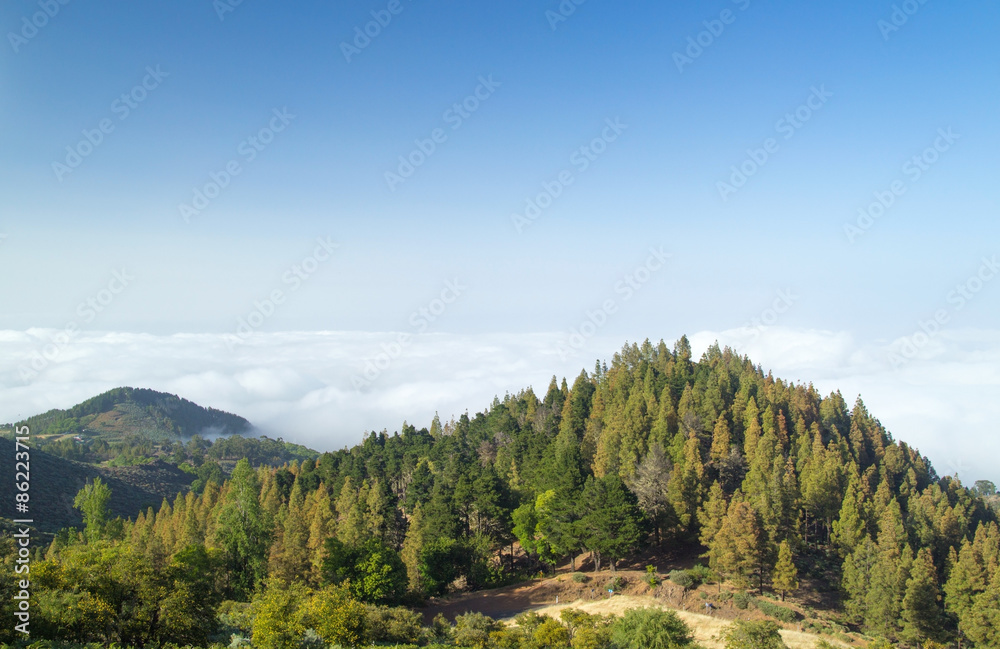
[0,436,193,534]
[10,387,252,442]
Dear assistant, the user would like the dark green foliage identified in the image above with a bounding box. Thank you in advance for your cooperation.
[322,538,408,604]
[669,569,695,590]
[687,564,715,585]
[610,607,699,649]
[753,597,799,623]
[732,591,752,609]
[720,620,788,649]
[215,458,271,599]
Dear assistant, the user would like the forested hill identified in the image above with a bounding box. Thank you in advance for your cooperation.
[10,386,251,441]
[9,338,1000,648]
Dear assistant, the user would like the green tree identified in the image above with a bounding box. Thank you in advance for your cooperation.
[302,585,367,647]
[579,474,645,571]
[772,540,799,601]
[900,547,942,645]
[710,499,772,591]
[214,458,272,599]
[158,544,224,645]
[831,467,868,556]
[73,477,112,542]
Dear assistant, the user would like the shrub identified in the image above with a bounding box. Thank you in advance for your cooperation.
[732,591,752,610]
[720,620,789,649]
[571,571,588,584]
[688,564,716,584]
[716,591,733,602]
[669,570,695,590]
[754,598,798,623]
[607,576,626,592]
[363,605,426,645]
[452,612,502,649]
[610,608,698,649]
[645,565,661,587]
[698,591,709,600]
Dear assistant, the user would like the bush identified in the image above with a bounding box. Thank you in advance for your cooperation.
[571,571,588,583]
[645,565,661,587]
[716,591,733,602]
[611,608,699,649]
[720,620,789,649]
[753,598,798,623]
[669,570,695,590]
[363,605,426,645]
[453,612,502,649]
[607,576,626,592]
[732,591,752,610]
[688,564,716,584]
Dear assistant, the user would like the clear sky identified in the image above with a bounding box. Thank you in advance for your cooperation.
[2,1,998,480]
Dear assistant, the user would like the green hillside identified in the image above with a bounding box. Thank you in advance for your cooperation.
[11,386,252,442]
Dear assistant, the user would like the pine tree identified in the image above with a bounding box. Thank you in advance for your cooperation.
[629,444,674,545]
[619,384,652,479]
[710,499,772,591]
[772,540,798,601]
[335,477,367,548]
[401,503,428,593]
[668,431,704,532]
[709,413,731,464]
[832,466,867,556]
[841,535,877,625]
[900,547,941,645]
[697,482,728,549]
[743,397,762,459]
[966,573,1000,649]
[579,474,645,572]
[307,486,335,584]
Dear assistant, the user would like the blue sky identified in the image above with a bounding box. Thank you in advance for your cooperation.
[2,1,999,480]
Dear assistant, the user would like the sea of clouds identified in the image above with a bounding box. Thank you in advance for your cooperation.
[2,326,997,483]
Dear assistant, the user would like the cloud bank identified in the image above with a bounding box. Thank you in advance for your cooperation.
[2,326,997,483]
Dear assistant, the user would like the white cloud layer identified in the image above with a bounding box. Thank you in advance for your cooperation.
[2,326,998,484]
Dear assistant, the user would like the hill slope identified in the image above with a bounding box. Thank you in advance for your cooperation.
[10,386,252,442]
[0,436,193,533]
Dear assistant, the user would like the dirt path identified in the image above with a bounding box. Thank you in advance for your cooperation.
[532,596,844,649]
[422,572,850,649]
